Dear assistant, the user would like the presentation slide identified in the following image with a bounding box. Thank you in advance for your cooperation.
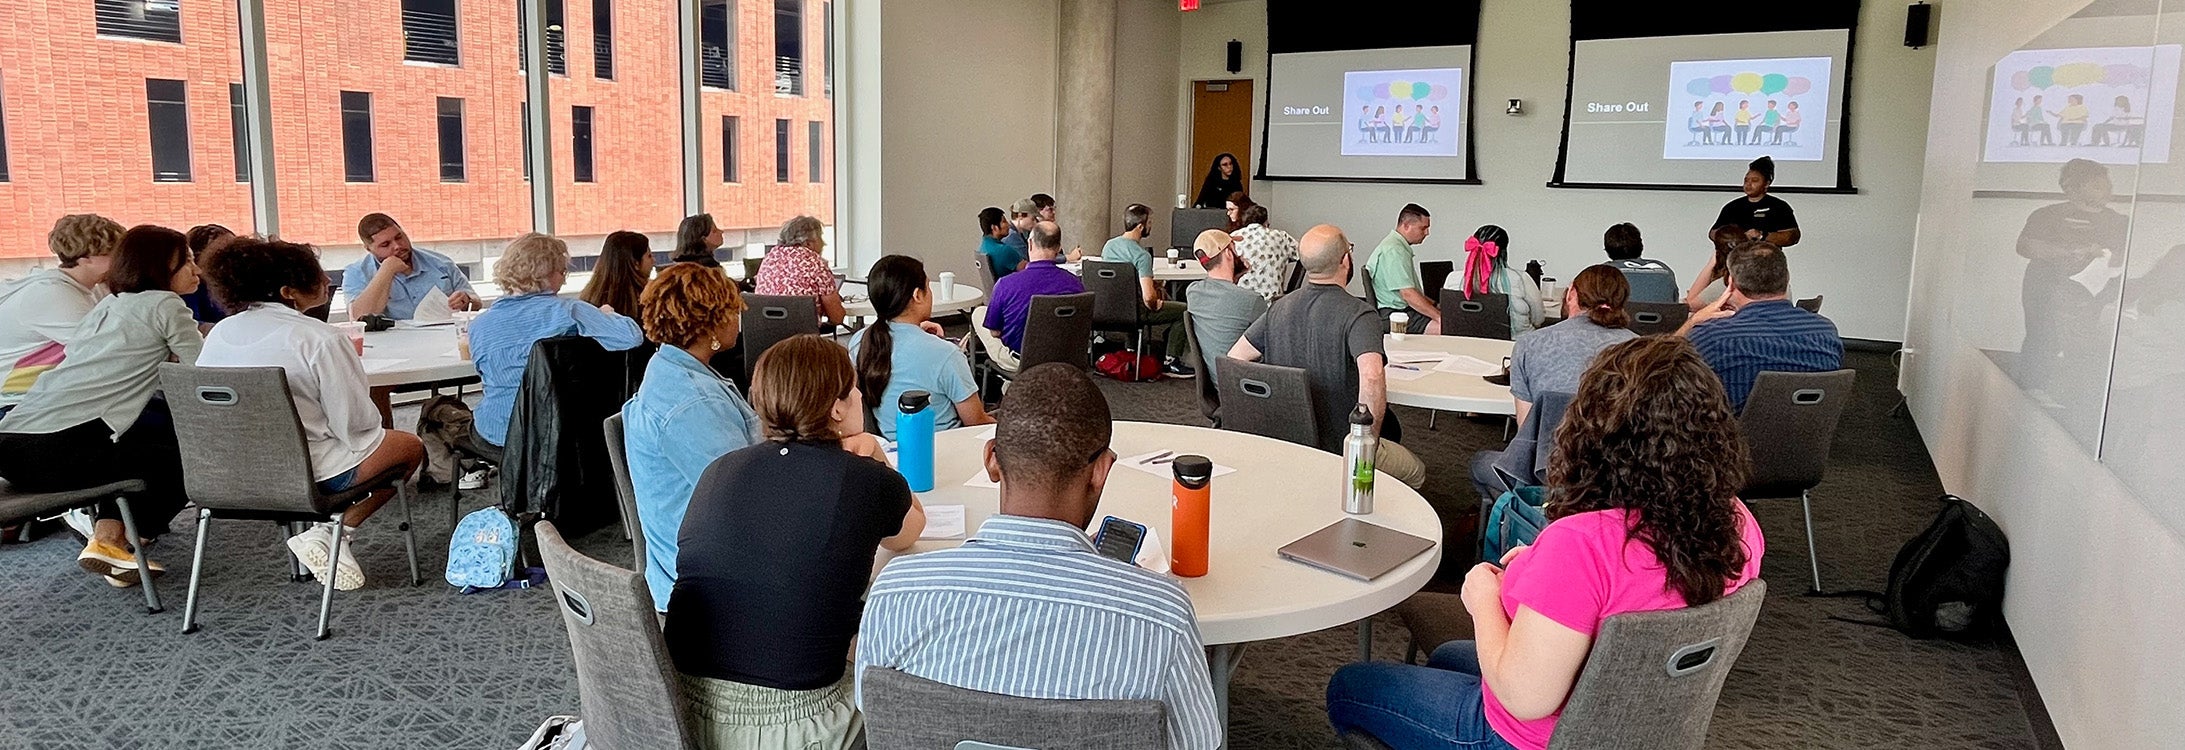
[1264,45,1472,181]
[1982,46,2183,166]
[1557,29,1852,189]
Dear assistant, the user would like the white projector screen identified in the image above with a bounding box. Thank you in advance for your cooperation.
[1263,45,1475,182]
[1554,29,1855,190]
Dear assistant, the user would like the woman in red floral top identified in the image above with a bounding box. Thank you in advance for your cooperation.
[754,215,848,327]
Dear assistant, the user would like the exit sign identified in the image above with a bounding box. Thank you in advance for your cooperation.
[1180,0,1199,10]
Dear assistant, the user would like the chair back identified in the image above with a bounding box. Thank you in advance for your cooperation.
[1215,358,1319,448]
[862,666,1167,750]
[1359,265,1377,306]
[600,413,645,569]
[1439,292,1513,340]
[1080,259,1144,331]
[1548,581,1768,750]
[1182,312,1220,424]
[158,364,331,515]
[1738,369,1857,499]
[1282,261,1306,296]
[1627,301,1691,337]
[739,294,820,384]
[535,521,700,750]
[1018,293,1097,371]
[1794,295,1823,313]
[972,254,998,292]
[1487,390,1575,493]
[1418,260,1456,304]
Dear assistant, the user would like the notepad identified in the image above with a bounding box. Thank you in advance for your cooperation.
[1434,354,1504,376]
[1384,349,1451,365]
[921,505,967,539]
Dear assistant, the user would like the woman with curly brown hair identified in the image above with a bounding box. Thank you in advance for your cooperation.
[1328,336,1765,750]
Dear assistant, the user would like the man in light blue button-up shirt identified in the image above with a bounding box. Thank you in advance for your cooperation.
[343,213,480,319]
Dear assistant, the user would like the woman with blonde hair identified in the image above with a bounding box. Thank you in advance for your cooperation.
[620,262,762,611]
[664,334,924,750]
[466,233,644,449]
[754,215,848,327]
[0,214,126,411]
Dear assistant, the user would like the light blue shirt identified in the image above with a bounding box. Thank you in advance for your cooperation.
[468,292,644,446]
[621,345,761,611]
[340,249,475,320]
[846,321,978,440]
[1101,235,1156,279]
[856,515,1222,750]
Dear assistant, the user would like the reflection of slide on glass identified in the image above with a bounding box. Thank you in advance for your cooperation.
[1341,68,1463,157]
[1660,56,1833,162]
[1983,46,2182,165]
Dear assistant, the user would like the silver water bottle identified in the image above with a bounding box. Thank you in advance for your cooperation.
[1342,404,1377,515]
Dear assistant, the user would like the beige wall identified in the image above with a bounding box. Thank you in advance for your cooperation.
[1111,0,1183,232]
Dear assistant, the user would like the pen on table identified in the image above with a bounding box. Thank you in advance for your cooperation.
[1139,450,1173,465]
[1390,364,1421,372]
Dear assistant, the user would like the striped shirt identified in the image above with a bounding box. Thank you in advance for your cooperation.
[855,515,1222,750]
[1686,298,1843,412]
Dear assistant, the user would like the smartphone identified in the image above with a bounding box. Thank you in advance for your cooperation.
[1094,516,1147,564]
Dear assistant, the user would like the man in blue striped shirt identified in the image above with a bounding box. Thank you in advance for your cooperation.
[855,363,1222,750]
[1680,241,1842,411]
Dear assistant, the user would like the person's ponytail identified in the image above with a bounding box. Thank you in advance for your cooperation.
[855,255,927,414]
[1570,264,1632,329]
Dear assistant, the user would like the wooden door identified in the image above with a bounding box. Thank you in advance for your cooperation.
[1191,80,1255,193]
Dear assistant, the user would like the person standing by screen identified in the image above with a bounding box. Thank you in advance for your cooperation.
[1711,157,1800,248]
[1194,154,1246,210]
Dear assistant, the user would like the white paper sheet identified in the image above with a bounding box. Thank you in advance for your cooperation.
[360,358,407,374]
[1384,364,1432,381]
[1117,450,1238,480]
[1384,349,1452,365]
[921,505,967,539]
[963,470,1000,489]
[411,287,454,323]
[1136,526,1171,573]
[2071,251,2125,295]
[1434,354,1504,376]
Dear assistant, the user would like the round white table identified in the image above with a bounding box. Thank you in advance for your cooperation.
[885,420,1443,728]
[843,282,987,319]
[1061,260,1209,283]
[1382,334,1518,415]
[359,326,478,389]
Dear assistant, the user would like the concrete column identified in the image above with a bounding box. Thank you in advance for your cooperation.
[1056,0,1117,256]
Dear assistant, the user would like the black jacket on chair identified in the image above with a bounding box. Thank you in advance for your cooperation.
[501,336,654,537]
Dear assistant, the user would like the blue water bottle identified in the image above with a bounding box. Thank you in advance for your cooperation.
[896,390,936,492]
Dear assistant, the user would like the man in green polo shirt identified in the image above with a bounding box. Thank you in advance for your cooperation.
[1099,203,1194,378]
[1366,203,1441,335]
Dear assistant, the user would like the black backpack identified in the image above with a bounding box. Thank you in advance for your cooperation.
[1836,495,2011,639]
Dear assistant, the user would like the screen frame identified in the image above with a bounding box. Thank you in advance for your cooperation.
[1255,0,1485,185]
[1545,0,1866,193]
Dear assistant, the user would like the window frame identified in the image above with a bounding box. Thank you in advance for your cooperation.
[701,0,737,90]
[721,115,740,183]
[592,0,614,80]
[96,0,184,44]
[518,0,569,77]
[572,105,595,183]
[229,83,249,182]
[339,90,376,183]
[401,0,462,66]
[773,0,803,96]
[146,78,194,183]
[437,96,468,183]
[807,120,822,183]
[774,117,791,183]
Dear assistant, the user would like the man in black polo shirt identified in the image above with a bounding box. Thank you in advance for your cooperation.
[1713,156,1801,248]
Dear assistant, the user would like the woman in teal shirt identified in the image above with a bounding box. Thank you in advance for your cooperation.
[849,255,995,440]
[620,263,762,611]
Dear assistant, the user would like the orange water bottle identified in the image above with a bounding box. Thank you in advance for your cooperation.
[1171,455,1212,578]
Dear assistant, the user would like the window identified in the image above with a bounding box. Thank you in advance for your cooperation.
[340,90,374,182]
[521,103,531,181]
[401,0,460,65]
[96,0,183,43]
[774,0,803,96]
[823,1,833,98]
[437,97,466,182]
[572,105,595,183]
[146,78,192,182]
[592,0,613,79]
[518,0,568,76]
[807,120,822,182]
[774,118,790,182]
[701,0,736,90]
[721,116,739,183]
[0,75,10,183]
[229,83,249,182]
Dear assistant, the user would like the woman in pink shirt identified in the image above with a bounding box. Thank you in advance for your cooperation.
[1327,336,1765,750]
[753,215,849,328]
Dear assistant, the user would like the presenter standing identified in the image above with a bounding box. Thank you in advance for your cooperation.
[1711,156,1800,248]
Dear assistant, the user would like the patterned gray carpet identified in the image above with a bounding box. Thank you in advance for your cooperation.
[0,349,2039,749]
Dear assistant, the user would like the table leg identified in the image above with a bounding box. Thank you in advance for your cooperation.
[1359,619,1374,662]
[1207,642,1248,748]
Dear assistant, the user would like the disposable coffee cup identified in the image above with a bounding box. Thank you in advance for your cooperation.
[937,272,956,300]
[1389,312,1409,341]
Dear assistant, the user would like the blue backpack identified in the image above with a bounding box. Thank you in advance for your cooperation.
[446,507,520,590]
[1481,485,1548,563]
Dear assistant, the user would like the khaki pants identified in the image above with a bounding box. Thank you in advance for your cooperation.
[680,672,863,750]
[970,305,1021,375]
[1378,438,1427,490]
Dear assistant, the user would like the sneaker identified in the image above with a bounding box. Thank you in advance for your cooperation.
[1162,358,1196,379]
[77,539,165,584]
[458,468,490,491]
[61,508,96,541]
[285,523,335,584]
[329,528,365,591]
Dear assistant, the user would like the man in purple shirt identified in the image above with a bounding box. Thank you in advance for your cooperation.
[976,221,1084,372]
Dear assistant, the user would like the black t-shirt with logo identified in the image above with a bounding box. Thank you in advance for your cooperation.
[1714,195,1799,235]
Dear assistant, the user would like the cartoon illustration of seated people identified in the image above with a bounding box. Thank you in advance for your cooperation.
[2010,98,2030,145]
[1706,102,1731,144]
[1774,101,1802,146]
[1756,100,1782,144]
[1424,106,1442,143]
[1372,106,1391,144]
[2025,95,2054,145]
[1359,105,1376,143]
[2058,94,2091,146]
[1396,105,1415,143]
[1733,100,1754,145]
[1687,101,1710,145]
[2094,95,2144,147]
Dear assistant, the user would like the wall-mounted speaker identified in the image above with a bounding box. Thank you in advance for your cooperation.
[1905,3,1933,49]
[1226,39,1243,73]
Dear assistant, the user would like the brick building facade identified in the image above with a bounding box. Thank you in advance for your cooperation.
[0,0,834,268]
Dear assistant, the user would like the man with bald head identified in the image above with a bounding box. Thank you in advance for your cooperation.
[976,220,1085,374]
[1226,225,1426,489]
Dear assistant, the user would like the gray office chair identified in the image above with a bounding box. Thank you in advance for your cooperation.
[972,254,997,292]
[1627,301,1691,336]
[1015,292,1098,373]
[1081,259,1156,379]
[1183,312,1220,426]
[863,666,1168,750]
[159,364,421,641]
[1214,357,1319,448]
[1794,295,1824,313]
[1349,581,1767,750]
[536,521,701,750]
[739,294,821,384]
[600,413,643,567]
[1439,292,1513,340]
[1740,369,1857,593]
[1359,266,1377,306]
[0,479,161,614]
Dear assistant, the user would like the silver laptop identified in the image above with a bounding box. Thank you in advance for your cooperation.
[1277,519,1436,581]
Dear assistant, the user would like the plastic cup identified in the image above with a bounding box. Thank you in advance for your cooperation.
[1389,312,1409,341]
[333,322,366,356]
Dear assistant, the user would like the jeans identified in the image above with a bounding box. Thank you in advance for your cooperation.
[1327,641,1520,750]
